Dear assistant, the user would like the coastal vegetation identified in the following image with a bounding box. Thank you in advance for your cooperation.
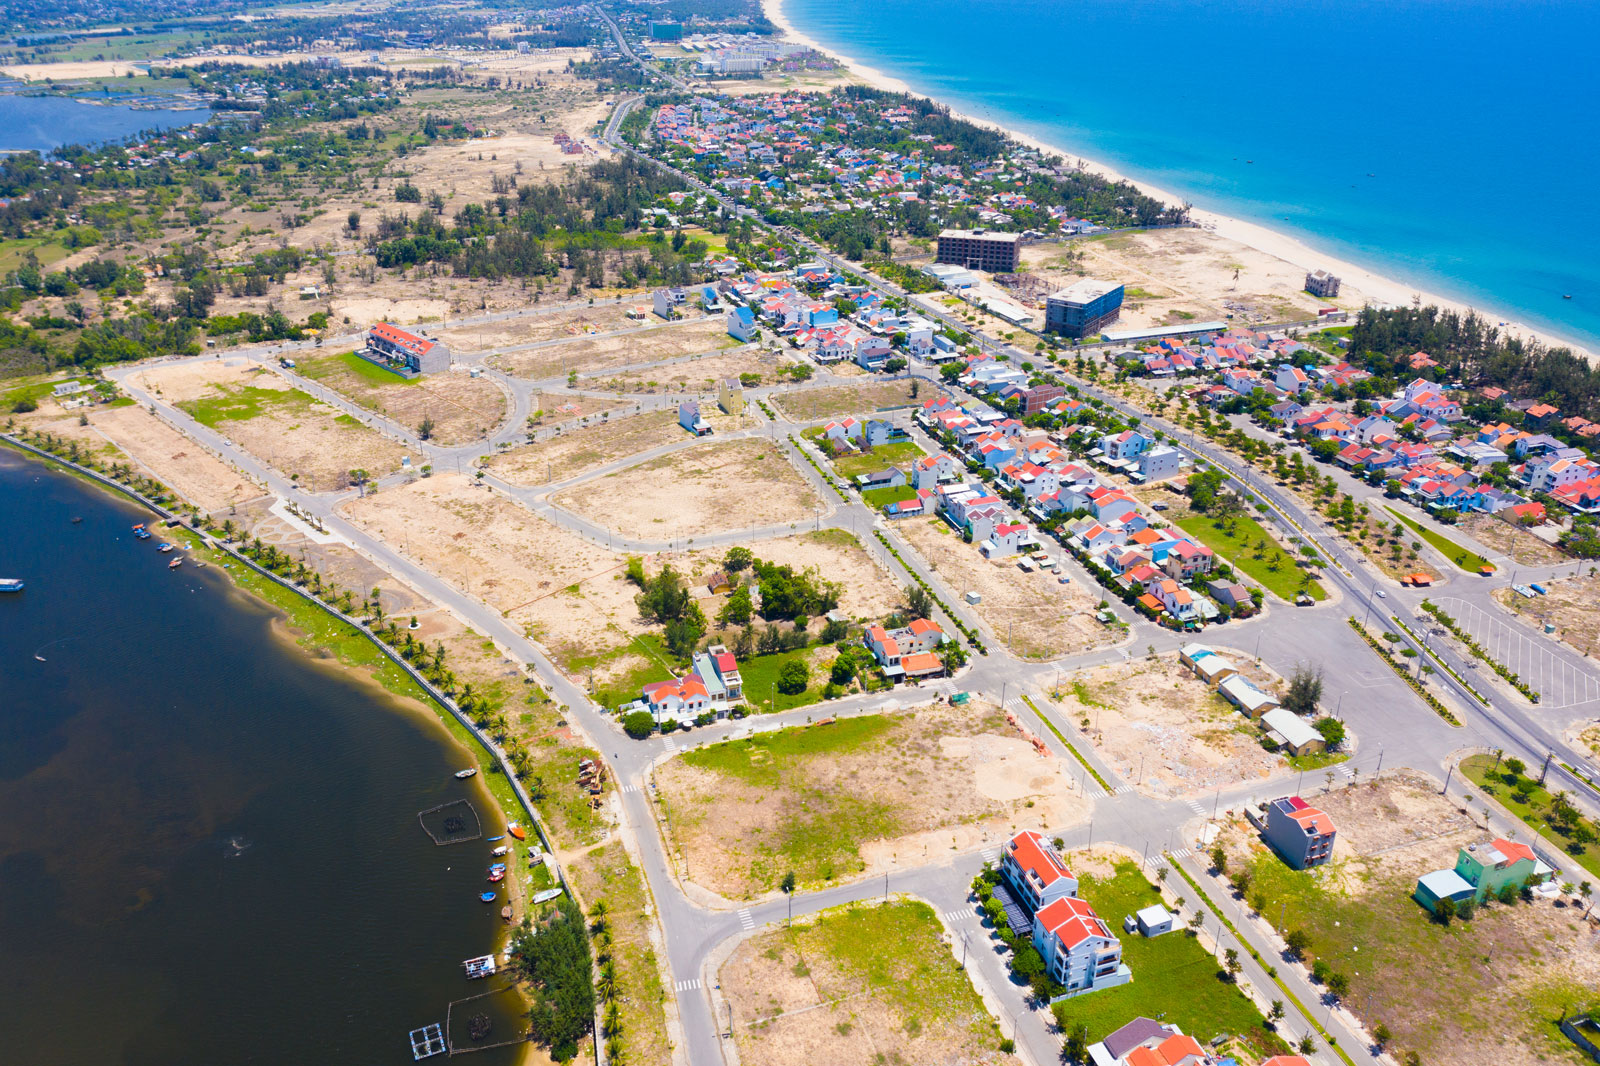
[512,895,596,1062]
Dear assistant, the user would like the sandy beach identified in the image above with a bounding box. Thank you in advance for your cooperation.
[762,0,1592,359]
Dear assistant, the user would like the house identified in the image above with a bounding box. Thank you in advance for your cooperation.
[727,305,758,341]
[640,674,710,721]
[1219,674,1279,717]
[864,618,945,678]
[822,417,864,444]
[1261,708,1326,758]
[695,643,743,700]
[912,454,961,489]
[678,400,711,435]
[999,829,1078,914]
[1208,580,1254,614]
[1032,896,1132,996]
[1263,795,1336,869]
[1153,579,1201,624]
[1180,643,1238,686]
[1100,430,1152,463]
[1415,838,1554,914]
[981,521,1035,559]
[1088,1018,1209,1066]
[1124,904,1174,938]
[705,571,733,595]
[864,418,905,447]
[1274,365,1312,395]
[884,489,934,518]
[856,466,908,490]
[1136,445,1182,482]
[718,377,744,416]
[653,287,687,319]
[366,322,451,374]
[1162,540,1214,582]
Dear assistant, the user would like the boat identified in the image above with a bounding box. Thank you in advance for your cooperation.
[132,523,145,532]
[490,846,509,858]
[454,768,478,779]
[530,888,564,905]
[0,578,23,593]
[484,835,505,843]
[500,905,514,922]
[488,862,507,873]
[133,527,151,540]
[506,823,527,841]
[462,954,497,979]
[157,543,174,553]
[71,517,82,524]
[486,869,506,883]
[168,557,184,570]
[479,891,497,903]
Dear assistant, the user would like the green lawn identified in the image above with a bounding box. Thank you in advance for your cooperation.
[732,644,824,712]
[864,484,918,509]
[582,632,677,710]
[1286,750,1350,772]
[830,439,925,479]
[1051,861,1283,1059]
[1176,512,1328,602]
[2,374,91,410]
[0,236,69,274]
[1384,507,1492,574]
[1461,754,1600,880]
[178,383,317,426]
[683,715,895,785]
[300,350,417,388]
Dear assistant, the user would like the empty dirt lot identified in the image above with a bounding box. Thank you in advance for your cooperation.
[589,346,784,394]
[298,352,508,445]
[897,517,1115,660]
[128,360,407,492]
[490,317,735,380]
[1460,514,1567,566]
[486,410,684,485]
[720,899,1008,1066]
[773,379,923,423]
[553,439,823,542]
[436,305,642,354]
[655,703,1091,899]
[685,530,907,623]
[1047,653,1286,797]
[86,403,257,512]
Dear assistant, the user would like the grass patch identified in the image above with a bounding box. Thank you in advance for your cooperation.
[0,236,68,274]
[684,715,895,785]
[179,383,316,426]
[566,843,671,1066]
[300,350,418,388]
[1052,861,1282,1059]
[1384,507,1492,574]
[828,439,924,479]
[1286,750,1350,772]
[582,632,677,710]
[1176,512,1327,602]
[733,644,823,713]
[863,484,918,509]
[2,374,90,410]
[1461,754,1600,881]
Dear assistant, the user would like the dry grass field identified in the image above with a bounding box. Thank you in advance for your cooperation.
[298,352,508,444]
[772,379,923,423]
[491,317,735,380]
[485,410,685,485]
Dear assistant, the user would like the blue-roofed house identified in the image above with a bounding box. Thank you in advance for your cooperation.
[727,305,757,342]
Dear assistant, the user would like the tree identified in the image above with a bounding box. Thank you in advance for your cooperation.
[780,871,796,894]
[777,659,809,695]
[1230,870,1252,898]
[636,565,692,623]
[1374,1022,1392,1049]
[1315,717,1346,748]
[1285,928,1311,959]
[717,585,752,628]
[1435,896,1457,924]
[418,414,436,440]
[1326,971,1350,999]
[1283,663,1324,716]
[1210,844,1228,874]
[1269,1000,1286,1024]
[723,546,754,572]
[1298,1033,1316,1056]
[622,711,655,738]
[347,209,361,233]
[1064,1022,1090,1061]
[1223,948,1241,980]
[514,895,596,1060]
[905,583,934,619]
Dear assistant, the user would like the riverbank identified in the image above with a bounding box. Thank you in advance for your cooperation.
[761,0,1595,360]
[0,435,550,1065]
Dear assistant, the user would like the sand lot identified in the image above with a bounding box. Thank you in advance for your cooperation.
[687,529,906,622]
[1459,514,1566,566]
[1020,226,1368,331]
[554,439,823,542]
[329,294,451,329]
[1215,771,1600,1066]
[898,517,1113,660]
[437,306,642,353]
[486,410,684,485]
[338,474,655,675]
[720,900,1007,1066]
[492,317,736,381]
[589,346,783,394]
[128,360,406,492]
[1494,573,1600,658]
[85,404,256,513]
[656,703,1091,898]
[773,379,923,423]
[298,353,508,445]
[394,129,606,203]
[1047,654,1284,798]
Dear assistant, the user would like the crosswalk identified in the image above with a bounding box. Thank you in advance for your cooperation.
[664,739,679,753]
[621,783,640,794]
[1339,764,1356,779]
[1109,784,1136,796]
[980,847,999,864]
[737,908,755,931]
[1168,847,1193,860]
[1186,799,1207,816]
[674,978,701,992]
[941,908,973,923]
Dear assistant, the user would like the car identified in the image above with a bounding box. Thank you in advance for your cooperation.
[1375,590,1387,598]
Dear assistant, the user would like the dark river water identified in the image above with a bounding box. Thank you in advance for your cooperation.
[0,449,526,1064]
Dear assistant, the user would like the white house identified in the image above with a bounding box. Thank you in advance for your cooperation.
[1136,445,1182,482]
[999,829,1078,912]
[726,305,757,341]
[981,521,1034,559]
[1032,896,1131,996]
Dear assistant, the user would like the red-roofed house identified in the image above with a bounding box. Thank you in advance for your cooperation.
[999,829,1078,912]
[1032,896,1130,995]
[641,675,711,721]
[1264,796,1336,869]
[366,322,451,374]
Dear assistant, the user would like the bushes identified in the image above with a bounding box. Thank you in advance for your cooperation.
[622,711,655,739]
[777,659,809,695]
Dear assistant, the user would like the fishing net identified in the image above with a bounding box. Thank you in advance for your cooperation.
[417,799,482,846]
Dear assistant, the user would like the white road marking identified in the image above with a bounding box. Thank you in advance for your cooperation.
[737,908,755,930]
[675,978,701,992]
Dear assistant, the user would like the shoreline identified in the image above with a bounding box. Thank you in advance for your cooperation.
[761,0,1594,360]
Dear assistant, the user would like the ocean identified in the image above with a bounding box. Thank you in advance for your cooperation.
[0,452,524,1065]
[0,91,211,154]
[782,0,1600,352]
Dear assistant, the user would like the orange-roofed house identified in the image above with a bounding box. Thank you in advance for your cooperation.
[366,321,451,374]
[641,675,711,721]
[1415,836,1554,914]
[1090,1017,1212,1065]
[999,829,1078,913]
[1031,895,1130,995]
[1264,795,1336,869]
[864,619,944,680]
[1260,1058,1313,1066]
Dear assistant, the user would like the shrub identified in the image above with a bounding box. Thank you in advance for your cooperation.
[777,659,809,694]
[621,711,655,739]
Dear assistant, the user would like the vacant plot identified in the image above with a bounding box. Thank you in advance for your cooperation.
[588,346,782,394]
[656,704,1091,898]
[1459,514,1566,566]
[554,439,823,542]
[687,530,906,622]
[898,517,1113,660]
[721,900,1008,1066]
[485,410,684,486]
[339,474,661,682]
[297,351,507,445]
[86,403,256,512]
[1045,653,1285,797]
[566,843,671,1066]
[130,360,406,492]
[1177,511,1328,602]
[436,306,641,354]
[773,379,923,423]
[1213,770,1600,1066]
[1048,856,1284,1061]
[491,317,734,381]
[1494,574,1600,657]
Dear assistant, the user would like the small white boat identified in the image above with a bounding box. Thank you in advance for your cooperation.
[0,578,23,593]
[490,845,509,857]
[454,768,477,779]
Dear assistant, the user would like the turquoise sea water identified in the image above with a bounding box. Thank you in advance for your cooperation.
[783,0,1600,351]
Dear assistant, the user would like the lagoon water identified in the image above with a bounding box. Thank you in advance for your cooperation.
[0,91,210,154]
[783,0,1600,351]
[0,452,524,1065]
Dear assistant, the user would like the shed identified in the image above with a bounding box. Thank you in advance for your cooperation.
[1261,708,1325,756]
[1132,904,1173,936]
[1414,868,1476,914]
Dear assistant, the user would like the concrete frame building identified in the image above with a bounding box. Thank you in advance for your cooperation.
[936,228,1021,273]
[1045,279,1125,338]
[1305,270,1342,298]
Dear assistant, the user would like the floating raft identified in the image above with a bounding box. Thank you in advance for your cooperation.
[409,1023,446,1060]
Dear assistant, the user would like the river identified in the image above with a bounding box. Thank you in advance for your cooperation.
[0,90,212,154]
[0,449,527,1064]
